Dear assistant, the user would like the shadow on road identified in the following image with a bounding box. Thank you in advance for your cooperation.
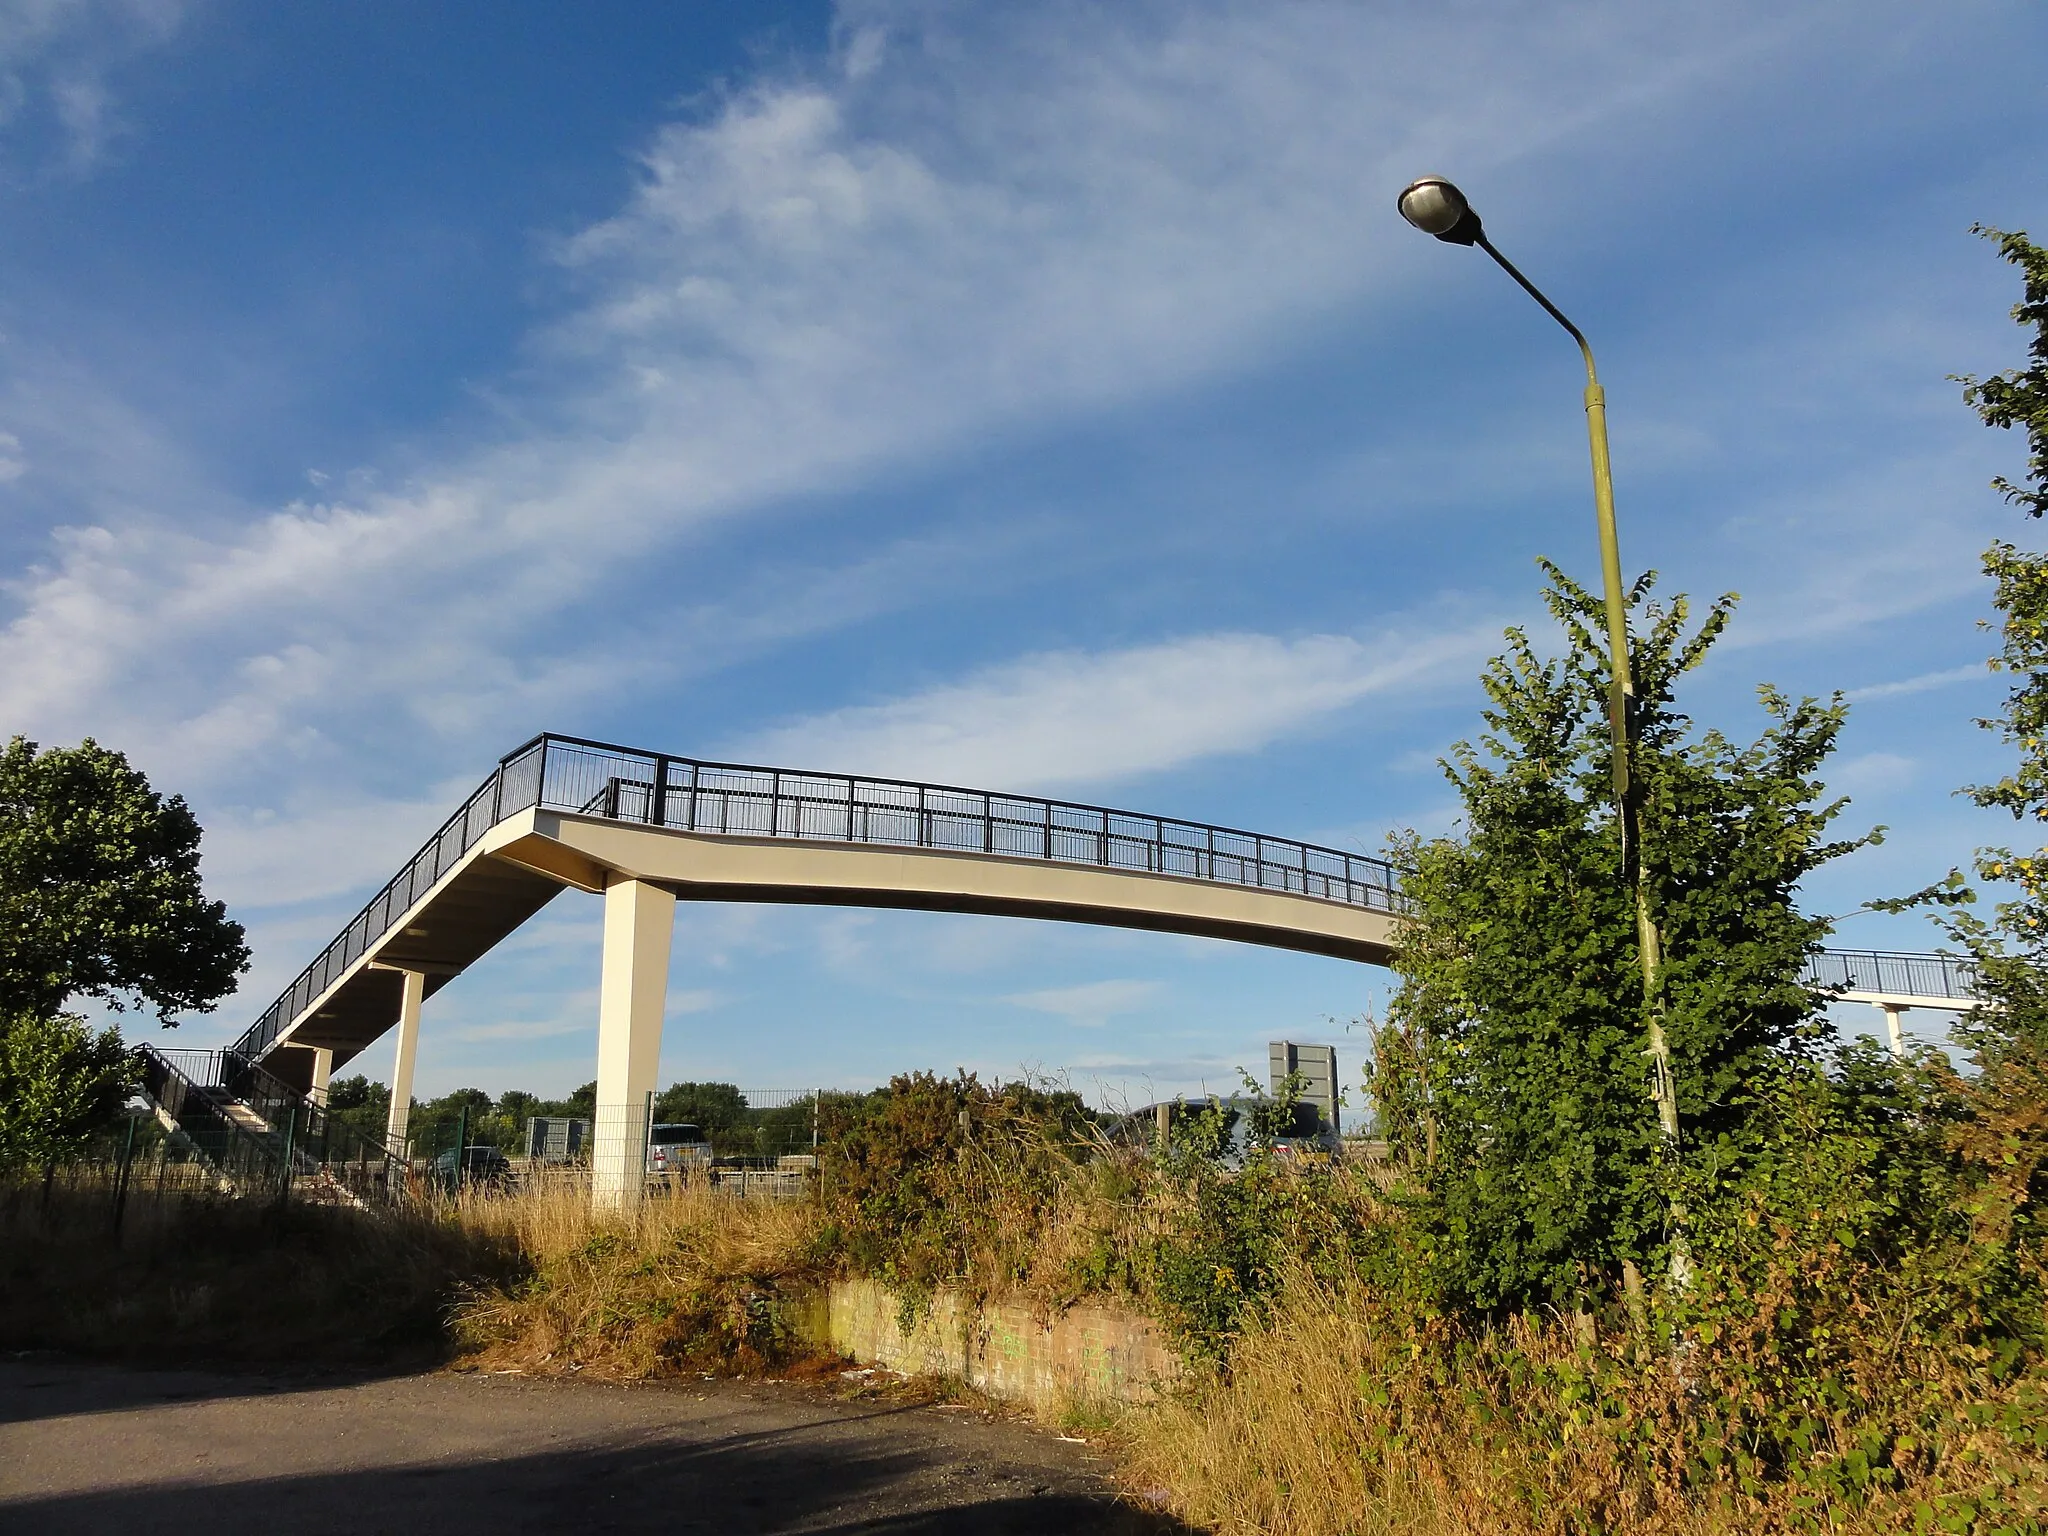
[9,1420,1193,1534]
[0,1357,414,1429]
[2,1362,1195,1535]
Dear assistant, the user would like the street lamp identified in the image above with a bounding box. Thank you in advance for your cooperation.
[1398,176,1685,1262]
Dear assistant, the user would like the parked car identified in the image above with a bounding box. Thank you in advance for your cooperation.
[647,1122,712,1175]
[429,1143,513,1192]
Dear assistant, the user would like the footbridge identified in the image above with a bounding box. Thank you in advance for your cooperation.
[194,732,1989,1210]
[223,733,1405,1204]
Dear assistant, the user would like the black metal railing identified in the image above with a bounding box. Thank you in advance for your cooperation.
[231,732,1404,1061]
[135,1045,291,1197]
[142,1046,408,1204]
[1802,948,1981,1003]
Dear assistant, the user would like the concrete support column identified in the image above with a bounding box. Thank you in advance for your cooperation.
[1879,1003,1908,1062]
[386,969,426,1156]
[592,877,676,1213]
[308,1048,334,1107]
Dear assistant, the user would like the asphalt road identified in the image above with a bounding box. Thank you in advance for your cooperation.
[0,1359,1188,1535]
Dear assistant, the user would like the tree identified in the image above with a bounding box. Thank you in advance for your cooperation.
[0,1010,137,1169]
[1928,226,2048,1298]
[558,1081,597,1118]
[1949,227,2048,1054]
[0,738,249,1023]
[654,1081,748,1134]
[326,1074,383,1113]
[325,1074,391,1144]
[1375,565,1870,1310]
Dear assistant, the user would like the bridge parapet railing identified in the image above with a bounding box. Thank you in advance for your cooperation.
[534,737,1403,913]
[232,733,1402,1063]
[1802,948,1981,1002]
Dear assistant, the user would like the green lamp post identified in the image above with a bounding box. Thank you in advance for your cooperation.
[1398,177,1685,1276]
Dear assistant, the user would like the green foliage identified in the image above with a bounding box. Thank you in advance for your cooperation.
[817,1071,1094,1303]
[1958,226,2048,522]
[326,1074,381,1113]
[747,1095,820,1158]
[1376,565,1870,1311]
[1939,228,2048,1071]
[325,1074,392,1147]
[0,1010,137,1168]
[0,737,249,1024]
[653,1080,749,1144]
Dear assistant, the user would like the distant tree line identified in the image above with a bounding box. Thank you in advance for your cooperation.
[325,1076,843,1160]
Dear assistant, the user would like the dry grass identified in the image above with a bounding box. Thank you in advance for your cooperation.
[1118,1260,2048,1536]
[449,1177,838,1379]
[0,1166,834,1377]
[0,1165,514,1367]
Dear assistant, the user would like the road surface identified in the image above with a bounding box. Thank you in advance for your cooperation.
[0,1358,1185,1534]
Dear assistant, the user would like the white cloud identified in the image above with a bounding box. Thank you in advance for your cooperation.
[0,0,189,173]
[1005,978,1162,1028]
[448,1017,587,1045]
[1845,664,1988,702]
[733,624,1494,790]
[0,0,1853,805]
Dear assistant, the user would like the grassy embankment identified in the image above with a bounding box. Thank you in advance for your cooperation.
[8,1068,2046,1535]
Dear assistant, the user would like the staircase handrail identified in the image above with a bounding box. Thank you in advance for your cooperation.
[134,1043,291,1196]
[221,1049,407,1182]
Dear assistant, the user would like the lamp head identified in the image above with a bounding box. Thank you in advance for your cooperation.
[1397,177,1482,246]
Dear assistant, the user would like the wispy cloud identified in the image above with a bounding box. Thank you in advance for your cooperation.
[733,623,1495,790]
[0,0,190,174]
[0,1,1845,808]
[1005,979,1162,1028]
[1845,664,1988,702]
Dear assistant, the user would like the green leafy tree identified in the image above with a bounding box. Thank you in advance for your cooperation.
[1949,228,2048,1054]
[1375,565,1870,1310]
[1928,226,2048,1305]
[0,1010,137,1168]
[0,737,249,1023]
[653,1080,748,1146]
[325,1074,391,1144]
[556,1081,597,1118]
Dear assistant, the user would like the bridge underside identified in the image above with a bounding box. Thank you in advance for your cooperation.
[266,807,1403,1081]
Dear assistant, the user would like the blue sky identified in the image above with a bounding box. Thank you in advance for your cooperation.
[4,1,2046,1105]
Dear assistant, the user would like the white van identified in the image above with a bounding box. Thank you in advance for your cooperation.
[647,1122,713,1174]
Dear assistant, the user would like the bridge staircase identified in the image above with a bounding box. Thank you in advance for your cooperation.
[135,1044,408,1205]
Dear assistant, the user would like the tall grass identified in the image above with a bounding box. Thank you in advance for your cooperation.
[0,1165,832,1375]
[1118,1249,2048,1536]
[450,1176,834,1377]
[0,1163,514,1366]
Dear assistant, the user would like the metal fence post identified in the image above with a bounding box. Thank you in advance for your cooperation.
[277,1103,297,1206]
[110,1111,138,1235]
[651,757,670,827]
[643,1091,655,1195]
